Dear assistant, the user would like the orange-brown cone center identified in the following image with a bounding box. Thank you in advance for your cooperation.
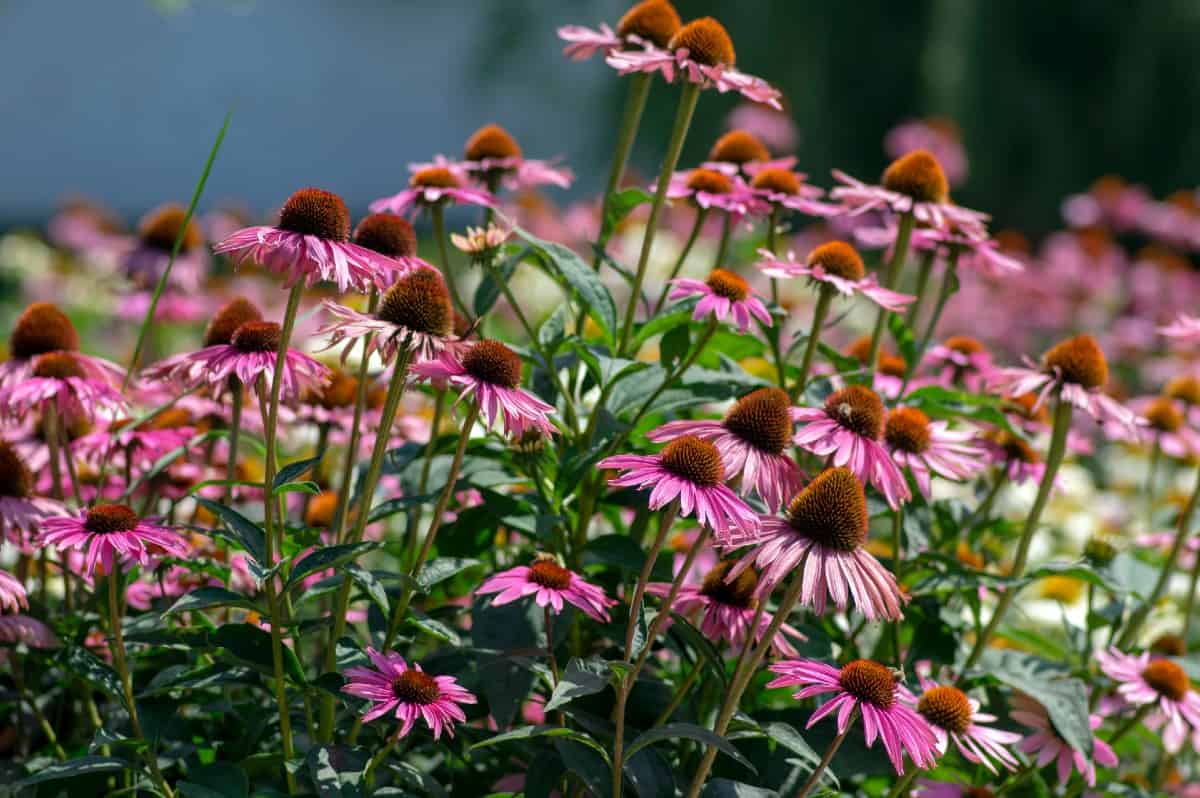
[786,468,868,552]
[751,168,802,196]
[705,268,749,301]
[882,150,949,204]
[616,0,682,48]
[807,242,865,282]
[918,685,973,733]
[1043,334,1108,390]
[353,214,417,258]
[0,440,32,498]
[392,669,441,704]
[84,503,139,534]
[277,188,351,241]
[824,385,885,440]
[462,340,522,388]
[378,269,454,338]
[659,436,724,486]
[138,204,202,253]
[700,560,758,608]
[668,17,735,67]
[838,660,896,708]
[709,129,770,165]
[885,407,932,454]
[410,167,462,190]
[10,302,80,360]
[204,297,263,348]
[724,387,792,454]
[464,123,522,161]
[1142,659,1190,702]
[231,321,282,354]
[528,557,573,590]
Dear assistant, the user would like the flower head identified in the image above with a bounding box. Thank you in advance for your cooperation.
[412,339,555,438]
[214,188,402,293]
[0,570,28,614]
[731,467,905,620]
[459,124,573,190]
[748,167,838,217]
[885,407,987,498]
[885,118,968,187]
[476,554,616,622]
[320,267,455,364]
[648,387,801,511]
[0,439,66,545]
[1009,693,1117,786]
[557,0,681,61]
[757,243,916,312]
[1098,648,1200,753]
[768,657,939,773]
[911,669,1021,774]
[793,385,911,509]
[599,436,760,544]
[0,302,124,390]
[1,352,127,423]
[370,164,496,218]
[664,168,759,217]
[667,269,771,332]
[119,203,208,293]
[342,647,476,738]
[451,223,510,263]
[39,503,189,579]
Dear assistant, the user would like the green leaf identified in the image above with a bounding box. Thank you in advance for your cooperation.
[700,779,776,798]
[538,302,571,353]
[417,557,482,592]
[62,644,125,703]
[667,614,728,687]
[163,586,257,617]
[512,224,618,338]
[887,313,918,368]
[285,541,384,592]
[625,723,755,774]
[472,725,611,763]
[582,535,647,572]
[407,611,461,645]
[15,756,130,788]
[544,658,613,712]
[979,649,1092,757]
[633,309,693,348]
[660,324,690,370]
[603,187,653,237]
[345,563,389,614]
[305,744,368,797]
[179,762,249,798]
[213,623,306,685]
[475,246,525,317]
[273,451,324,493]
[195,498,267,567]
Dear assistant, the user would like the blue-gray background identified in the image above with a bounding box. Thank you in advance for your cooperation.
[2,0,1198,233]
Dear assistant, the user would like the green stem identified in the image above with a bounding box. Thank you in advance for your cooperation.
[617,82,702,356]
[904,249,936,327]
[961,396,1073,674]
[963,470,1008,534]
[431,204,469,319]
[1120,462,1200,648]
[651,207,709,314]
[1108,703,1152,746]
[331,288,380,542]
[792,286,834,399]
[406,389,446,569]
[866,211,915,380]
[652,660,704,727]
[713,213,732,269]
[363,726,403,789]
[794,711,857,798]
[883,767,919,798]
[900,250,961,397]
[891,507,904,662]
[594,73,653,259]
[224,380,243,506]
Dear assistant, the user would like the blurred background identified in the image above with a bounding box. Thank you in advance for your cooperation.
[2,0,1199,235]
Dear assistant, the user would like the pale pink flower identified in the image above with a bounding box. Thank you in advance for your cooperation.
[214,188,401,293]
[0,439,66,546]
[370,163,496,218]
[768,657,939,773]
[39,503,190,579]
[1097,648,1200,754]
[884,407,987,499]
[664,168,760,217]
[884,118,968,187]
[0,352,127,423]
[451,224,511,259]
[1010,692,1117,787]
[342,648,476,738]
[647,387,801,512]
[756,244,915,312]
[477,556,616,623]
[0,302,125,390]
[0,570,27,614]
[1161,314,1200,344]
[598,436,759,544]
[730,467,905,621]
[910,665,1021,774]
[667,270,771,333]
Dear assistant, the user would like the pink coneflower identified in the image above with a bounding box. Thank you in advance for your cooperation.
[664,168,759,217]
[0,352,127,423]
[913,781,999,798]
[1161,314,1200,344]
[980,431,1047,487]
[910,670,1020,775]
[460,123,573,190]
[0,615,59,649]
[598,436,760,544]
[667,269,771,333]
[0,302,125,390]
[725,102,799,154]
[0,439,65,545]
[646,560,805,657]
[320,267,455,364]
[47,196,124,253]
[605,17,783,109]
[350,212,434,274]
[342,647,476,738]
[703,129,790,177]
[647,387,801,512]
[793,384,911,509]
[411,340,555,438]
[0,570,27,614]
[1098,648,1200,754]
[830,150,987,235]
[747,167,838,218]
[923,336,997,392]
[1009,693,1117,787]
[144,320,329,403]
[369,164,496,219]
[214,188,400,293]
[767,657,939,773]
[476,554,616,623]
[730,467,905,621]
[987,334,1144,439]
[73,408,196,472]
[884,407,987,499]
[1131,396,1200,459]
[884,118,968,188]
[39,503,189,579]
[116,290,210,324]
[117,203,208,293]
[558,0,681,61]
[757,242,915,312]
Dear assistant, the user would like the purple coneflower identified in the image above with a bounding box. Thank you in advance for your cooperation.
[647,560,805,657]
[0,439,65,545]
[598,435,759,544]
[320,267,455,364]
[0,302,124,389]
[476,554,616,623]
[668,269,771,333]
[117,203,208,293]
[757,242,915,312]
[460,123,573,190]
[647,387,801,512]
[145,320,329,403]
[664,168,758,217]
[215,187,400,293]
[0,570,27,614]
[39,503,189,579]
[412,340,555,438]
[910,670,1020,774]
[884,118,969,187]
[923,336,997,392]
[830,150,988,235]
[342,647,476,738]
[747,167,838,218]
[370,164,496,219]
[702,129,792,177]
[793,384,912,509]
[1097,648,1200,754]
[885,407,987,499]
[1009,692,1117,787]
[987,334,1144,439]
[767,657,939,773]
[1160,313,1200,344]
[730,467,905,621]
[1,352,127,423]
[980,431,1047,487]
[558,0,681,61]
[606,17,782,109]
